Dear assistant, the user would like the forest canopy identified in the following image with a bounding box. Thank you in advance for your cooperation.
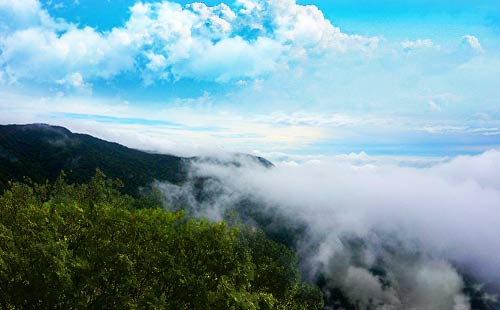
[0,171,323,309]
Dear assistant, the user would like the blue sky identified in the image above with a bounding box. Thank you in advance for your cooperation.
[0,0,499,158]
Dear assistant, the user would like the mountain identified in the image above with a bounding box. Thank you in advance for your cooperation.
[0,124,272,195]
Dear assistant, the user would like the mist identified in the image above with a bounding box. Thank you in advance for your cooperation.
[156,150,500,309]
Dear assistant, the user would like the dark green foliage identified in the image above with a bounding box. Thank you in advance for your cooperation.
[240,228,324,309]
[0,124,186,196]
[0,172,322,309]
[0,124,274,197]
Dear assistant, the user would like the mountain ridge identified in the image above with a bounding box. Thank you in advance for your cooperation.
[0,123,272,195]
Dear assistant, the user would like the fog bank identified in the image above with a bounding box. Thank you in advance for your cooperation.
[159,150,500,309]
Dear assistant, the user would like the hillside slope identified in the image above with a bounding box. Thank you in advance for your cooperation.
[0,124,270,195]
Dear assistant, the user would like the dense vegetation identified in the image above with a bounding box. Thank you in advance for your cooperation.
[0,124,186,195]
[0,171,322,309]
[0,124,272,196]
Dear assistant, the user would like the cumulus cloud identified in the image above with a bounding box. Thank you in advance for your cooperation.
[157,150,500,308]
[56,72,91,93]
[0,0,378,85]
[462,35,482,51]
[0,25,137,83]
[453,34,483,62]
[129,0,379,82]
[0,0,62,32]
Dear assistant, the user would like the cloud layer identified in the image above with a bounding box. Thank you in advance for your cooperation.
[190,150,500,277]
[158,150,500,308]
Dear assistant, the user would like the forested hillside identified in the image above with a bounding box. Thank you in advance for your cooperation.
[0,124,273,196]
[0,171,323,309]
[0,124,188,195]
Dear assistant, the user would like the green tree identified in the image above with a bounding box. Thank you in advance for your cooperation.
[0,171,322,309]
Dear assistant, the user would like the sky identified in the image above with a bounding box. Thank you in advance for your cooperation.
[1,0,500,158]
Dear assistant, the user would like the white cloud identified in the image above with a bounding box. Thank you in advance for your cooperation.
[0,25,137,82]
[462,35,482,51]
[402,38,434,51]
[144,149,500,308]
[172,36,284,82]
[188,149,500,282]
[187,2,236,35]
[56,72,91,93]
[0,0,378,85]
[145,52,167,72]
[156,149,500,308]
[256,111,382,127]
[0,0,61,31]
[235,0,379,53]
[122,0,379,81]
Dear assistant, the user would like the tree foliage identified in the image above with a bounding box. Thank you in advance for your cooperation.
[0,171,322,309]
[0,124,186,196]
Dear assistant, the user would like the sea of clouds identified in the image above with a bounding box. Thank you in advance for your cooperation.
[157,150,500,309]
